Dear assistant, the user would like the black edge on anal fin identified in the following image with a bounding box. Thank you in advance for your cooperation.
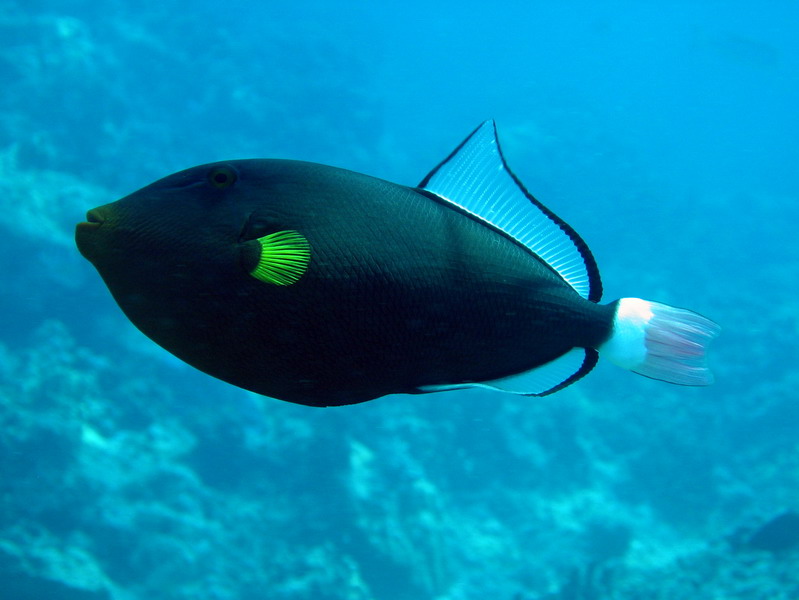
[529,348,599,396]
[417,348,599,397]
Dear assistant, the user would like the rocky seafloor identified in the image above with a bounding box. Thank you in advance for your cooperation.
[1,3,798,599]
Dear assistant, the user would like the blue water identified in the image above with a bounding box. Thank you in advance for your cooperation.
[2,1,798,598]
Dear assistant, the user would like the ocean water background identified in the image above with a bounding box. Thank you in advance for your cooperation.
[1,0,798,598]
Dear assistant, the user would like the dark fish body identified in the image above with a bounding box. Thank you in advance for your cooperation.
[76,122,718,407]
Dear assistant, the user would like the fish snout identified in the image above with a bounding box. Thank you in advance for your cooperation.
[85,208,106,225]
[75,207,112,261]
[77,208,105,230]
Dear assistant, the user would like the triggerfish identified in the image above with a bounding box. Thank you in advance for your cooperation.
[75,121,719,407]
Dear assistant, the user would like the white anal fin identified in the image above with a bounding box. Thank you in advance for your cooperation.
[419,120,602,302]
[418,348,597,397]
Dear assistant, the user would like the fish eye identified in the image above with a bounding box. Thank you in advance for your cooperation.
[208,166,237,189]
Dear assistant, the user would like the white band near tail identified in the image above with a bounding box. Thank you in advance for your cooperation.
[600,298,720,386]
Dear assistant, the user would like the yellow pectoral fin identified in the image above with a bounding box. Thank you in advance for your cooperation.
[249,230,311,286]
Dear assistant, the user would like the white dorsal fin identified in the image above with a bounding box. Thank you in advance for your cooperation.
[418,348,597,396]
[419,120,602,301]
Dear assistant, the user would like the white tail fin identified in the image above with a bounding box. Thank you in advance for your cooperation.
[600,298,720,386]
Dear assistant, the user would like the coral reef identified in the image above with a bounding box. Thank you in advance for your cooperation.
[1,0,798,598]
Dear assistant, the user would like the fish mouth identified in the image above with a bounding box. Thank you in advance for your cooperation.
[77,209,105,229]
[75,208,109,261]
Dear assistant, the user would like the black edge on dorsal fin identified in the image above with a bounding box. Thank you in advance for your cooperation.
[419,120,603,303]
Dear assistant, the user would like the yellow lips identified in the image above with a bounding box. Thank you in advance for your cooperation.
[75,209,107,260]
